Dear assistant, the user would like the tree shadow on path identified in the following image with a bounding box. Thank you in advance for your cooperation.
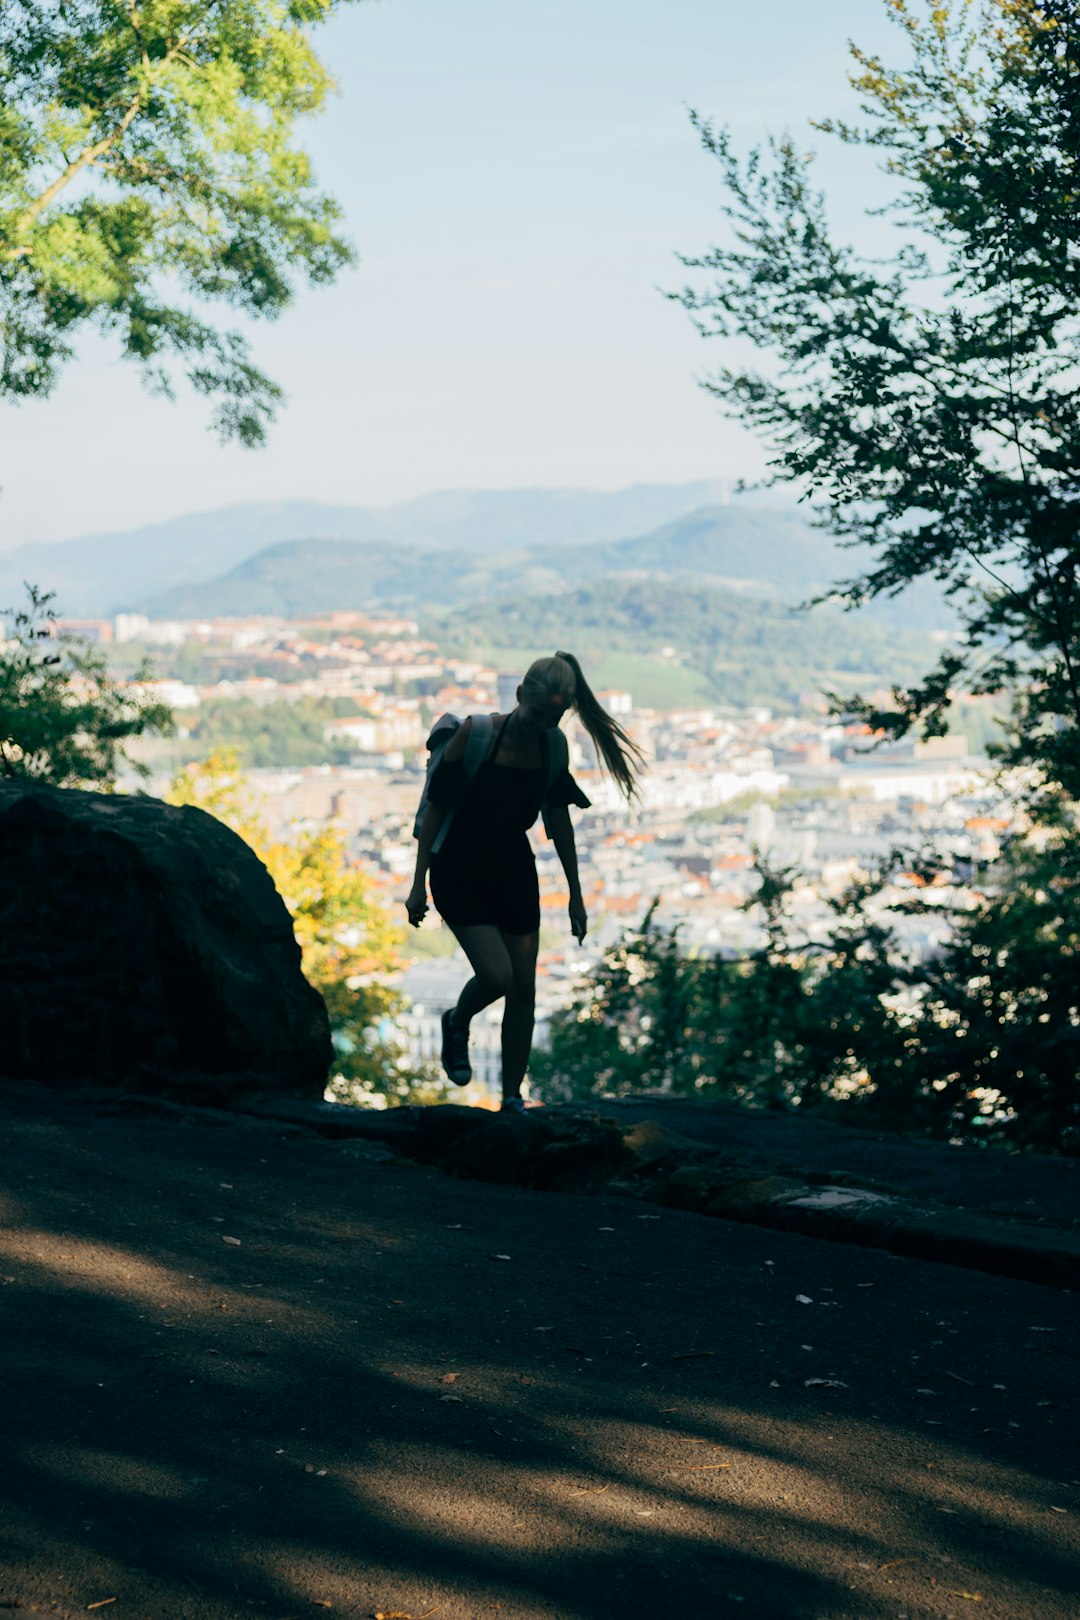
[0,1090,1076,1620]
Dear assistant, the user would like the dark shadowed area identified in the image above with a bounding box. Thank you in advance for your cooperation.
[1,1086,1076,1620]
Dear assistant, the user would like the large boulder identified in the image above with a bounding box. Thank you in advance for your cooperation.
[0,781,332,1100]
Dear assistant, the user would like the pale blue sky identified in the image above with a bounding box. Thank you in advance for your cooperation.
[0,0,902,547]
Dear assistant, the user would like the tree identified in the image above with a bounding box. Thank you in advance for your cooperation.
[1,0,359,444]
[167,749,449,1106]
[673,0,1080,791]
[664,0,1080,1149]
[187,694,369,768]
[0,583,173,784]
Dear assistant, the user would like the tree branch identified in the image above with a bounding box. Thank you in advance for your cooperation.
[11,30,192,243]
[127,0,151,69]
[15,91,145,234]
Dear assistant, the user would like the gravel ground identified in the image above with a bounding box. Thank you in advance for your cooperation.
[1,1086,1077,1620]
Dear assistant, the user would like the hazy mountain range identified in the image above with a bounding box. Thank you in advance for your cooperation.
[131,504,816,617]
[0,482,951,646]
[128,502,949,634]
[1,480,752,617]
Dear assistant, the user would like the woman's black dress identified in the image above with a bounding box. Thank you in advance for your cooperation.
[428,718,590,934]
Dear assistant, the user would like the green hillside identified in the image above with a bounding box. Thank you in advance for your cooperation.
[132,540,470,619]
[549,505,839,591]
[140,507,801,620]
[430,579,940,710]
[134,506,834,620]
[128,513,946,713]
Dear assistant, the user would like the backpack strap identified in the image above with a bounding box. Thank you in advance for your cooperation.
[427,711,497,856]
[414,713,461,845]
[540,727,570,838]
[462,711,495,778]
[423,712,461,752]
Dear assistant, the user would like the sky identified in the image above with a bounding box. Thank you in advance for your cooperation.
[0,0,902,548]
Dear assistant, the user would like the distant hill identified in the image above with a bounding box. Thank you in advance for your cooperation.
[133,505,832,619]
[552,505,840,591]
[133,504,954,633]
[0,480,744,617]
[431,576,941,710]
[134,540,466,620]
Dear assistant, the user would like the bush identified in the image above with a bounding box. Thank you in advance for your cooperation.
[0,586,172,787]
[534,825,1080,1155]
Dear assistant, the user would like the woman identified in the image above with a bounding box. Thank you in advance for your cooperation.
[405,651,644,1111]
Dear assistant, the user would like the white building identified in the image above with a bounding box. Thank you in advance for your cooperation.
[598,689,633,716]
[323,717,378,750]
[114,613,150,643]
[136,678,200,709]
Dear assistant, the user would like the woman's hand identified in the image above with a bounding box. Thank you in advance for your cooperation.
[405,879,429,928]
[568,895,588,945]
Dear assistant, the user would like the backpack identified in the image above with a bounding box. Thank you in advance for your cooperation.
[413,711,570,854]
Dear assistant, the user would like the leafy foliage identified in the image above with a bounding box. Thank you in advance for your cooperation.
[185,693,371,768]
[906,793,1080,1149]
[655,0,1080,1147]
[673,0,1080,784]
[534,837,1080,1152]
[0,583,172,784]
[0,0,359,442]
[168,749,448,1107]
[533,884,909,1117]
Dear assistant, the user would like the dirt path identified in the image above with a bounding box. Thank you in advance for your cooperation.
[1,1087,1076,1620]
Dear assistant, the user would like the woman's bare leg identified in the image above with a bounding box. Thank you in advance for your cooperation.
[499,929,539,1100]
[447,924,514,1023]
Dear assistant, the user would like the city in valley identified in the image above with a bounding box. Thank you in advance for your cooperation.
[75,606,1007,1105]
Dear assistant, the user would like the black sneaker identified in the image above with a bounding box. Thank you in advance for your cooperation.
[501,1096,526,1114]
[440,1007,472,1086]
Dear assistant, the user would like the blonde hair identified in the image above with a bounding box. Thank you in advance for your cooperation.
[520,651,645,803]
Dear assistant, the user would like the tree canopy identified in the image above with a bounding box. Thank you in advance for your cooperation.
[0,0,360,444]
[674,0,1080,795]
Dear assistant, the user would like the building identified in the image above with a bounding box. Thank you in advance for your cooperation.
[138,679,200,710]
[598,689,632,715]
[114,613,150,643]
[323,717,378,750]
[54,619,112,644]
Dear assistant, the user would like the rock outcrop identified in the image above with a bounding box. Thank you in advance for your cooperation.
[0,782,332,1099]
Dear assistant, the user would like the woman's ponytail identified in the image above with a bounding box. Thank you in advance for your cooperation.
[519,650,646,802]
[553,650,646,803]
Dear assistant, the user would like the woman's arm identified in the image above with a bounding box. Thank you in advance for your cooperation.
[406,800,444,925]
[545,803,587,942]
[407,714,489,925]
